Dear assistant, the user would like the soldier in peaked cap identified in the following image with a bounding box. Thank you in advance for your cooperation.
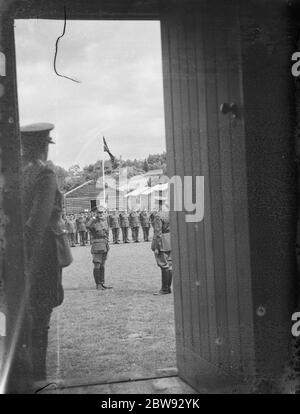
[129,209,140,242]
[21,122,70,382]
[151,202,172,295]
[109,209,121,244]
[119,209,130,243]
[87,206,112,290]
[140,209,150,242]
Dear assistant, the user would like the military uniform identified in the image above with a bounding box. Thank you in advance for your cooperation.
[21,123,65,381]
[119,211,130,243]
[69,215,77,246]
[84,214,91,244]
[64,215,76,247]
[109,211,120,244]
[140,210,150,242]
[129,210,140,242]
[87,211,112,290]
[76,214,87,246]
[151,210,172,294]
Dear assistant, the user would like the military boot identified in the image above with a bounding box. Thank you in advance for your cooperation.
[100,265,113,289]
[94,268,105,290]
[153,268,169,295]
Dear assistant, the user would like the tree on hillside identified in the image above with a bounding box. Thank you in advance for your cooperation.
[68,164,82,177]
[143,159,149,172]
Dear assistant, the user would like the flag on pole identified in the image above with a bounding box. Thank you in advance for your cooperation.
[102,136,119,168]
[103,136,110,153]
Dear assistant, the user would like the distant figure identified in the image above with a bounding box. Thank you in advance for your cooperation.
[109,209,120,244]
[84,212,91,244]
[76,212,87,246]
[87,207,112,290]
[140,209,150,242]
[64,214,76,247]
[21,122,68,381]
[151,203,172,295]
[68,214,77,247]
[119,209,130,243]
[129,209,140,242]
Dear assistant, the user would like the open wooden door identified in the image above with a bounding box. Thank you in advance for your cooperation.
[0,0,296,394]
[161,0,256,390]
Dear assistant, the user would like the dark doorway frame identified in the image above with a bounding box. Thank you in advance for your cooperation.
[0,0,175,393]
[0,0,298,395]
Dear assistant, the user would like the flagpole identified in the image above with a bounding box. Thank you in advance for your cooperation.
[102,136,106,207]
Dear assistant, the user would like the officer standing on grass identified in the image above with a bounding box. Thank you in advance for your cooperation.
[76,212,87,246]
[87,207,113,290]
[64,214,76,247]
[119,209,130,243]
[109,209,121,244]
[129,209,140,242]
[21,122,67,381]
[151,202,172,295]
[140,209,150,242]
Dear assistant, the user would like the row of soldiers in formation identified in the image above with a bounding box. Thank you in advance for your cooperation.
[62,209,153,246]
[19,121,171,384]
[86,204,172,295]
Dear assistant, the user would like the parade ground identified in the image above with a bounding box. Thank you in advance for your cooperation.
[47,236,176,384]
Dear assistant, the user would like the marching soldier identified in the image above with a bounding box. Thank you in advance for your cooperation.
[151,203,172,295]
[21,122,68,381]
[119,209,130,243]
[109,209,120,244]
[87,207,112,290]
[140,209,150,242]
[129,209,140,242]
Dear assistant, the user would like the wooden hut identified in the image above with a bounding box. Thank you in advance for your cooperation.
[64,179,127,213]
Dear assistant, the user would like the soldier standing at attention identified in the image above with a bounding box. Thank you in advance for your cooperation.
[68,214,77,246]
[151,202,172,295]
[87,207,112,290]
[119,209,130,243]
[140,209,150,242]
[76,212,87,246]
[129,209,140,242]
[64,214,75,247]
[109,209,120,244]
[74,213,79,244]
[21,122,67,381]
[85,212,92,244]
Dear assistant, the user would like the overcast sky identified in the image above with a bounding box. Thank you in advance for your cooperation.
[14,19,165,169]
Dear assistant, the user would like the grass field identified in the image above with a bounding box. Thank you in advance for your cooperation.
[47,235,176,383]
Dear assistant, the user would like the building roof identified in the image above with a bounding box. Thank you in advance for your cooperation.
[125,183,168,198]
[64,180,94,196]
[143,169,163,176]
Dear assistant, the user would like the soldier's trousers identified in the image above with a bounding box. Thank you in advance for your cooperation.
[131,227,139,242]
[121,227,129,243]
[31,306,52,381]
[79,231,86,245]
[142,226,150,241]
[155,250,172,270]
[68,232,76,246]
[112,228,120,243]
